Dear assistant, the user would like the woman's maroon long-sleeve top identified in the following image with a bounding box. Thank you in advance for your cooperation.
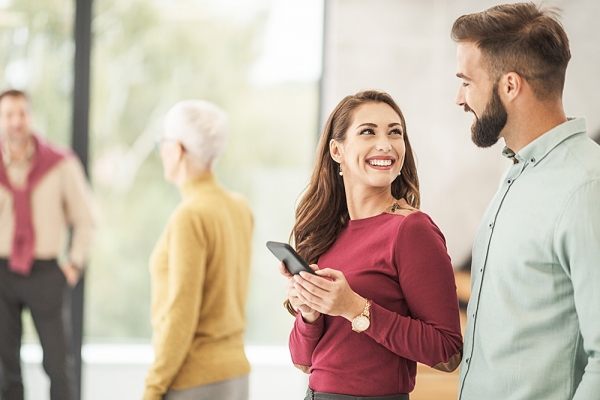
[289,211,463,396]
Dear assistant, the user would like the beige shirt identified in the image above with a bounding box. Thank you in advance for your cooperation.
[0,140,95,267]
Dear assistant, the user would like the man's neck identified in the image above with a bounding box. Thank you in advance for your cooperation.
[3,135,33,164]
[502,100,567,154]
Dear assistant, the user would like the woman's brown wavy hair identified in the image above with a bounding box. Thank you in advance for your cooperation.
[292,90,420,264]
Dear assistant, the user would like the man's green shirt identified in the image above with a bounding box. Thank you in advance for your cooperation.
[459,118,600,400]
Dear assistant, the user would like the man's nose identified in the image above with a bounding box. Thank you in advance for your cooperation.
[455,86,465,107]
[11,116,24,126]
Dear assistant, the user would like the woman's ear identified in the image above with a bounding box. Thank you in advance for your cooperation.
[174,142,185,161]
[329,139,343,163]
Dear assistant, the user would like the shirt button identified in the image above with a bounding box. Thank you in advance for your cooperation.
[530,158,536,163]
[489,222,494,229]
[466,358,469,364]
[507,179,512,184]
[480,269,483,272]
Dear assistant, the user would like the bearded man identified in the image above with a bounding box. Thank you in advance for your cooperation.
[452,3,600,400]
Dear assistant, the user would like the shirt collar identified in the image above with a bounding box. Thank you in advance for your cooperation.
[501,146,518,164]
[502,117,587,165]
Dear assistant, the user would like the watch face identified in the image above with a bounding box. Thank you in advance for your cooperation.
[352,315,370,332]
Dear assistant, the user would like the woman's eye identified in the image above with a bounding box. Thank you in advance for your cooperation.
[390,129,403,136]
[360,129,375,135]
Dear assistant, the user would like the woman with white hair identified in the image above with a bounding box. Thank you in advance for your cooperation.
[143,100,254,400]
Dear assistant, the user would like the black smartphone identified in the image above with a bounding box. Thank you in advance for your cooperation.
[266,241,316,275]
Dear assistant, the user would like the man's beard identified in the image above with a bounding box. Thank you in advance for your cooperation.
[465,85,508,148]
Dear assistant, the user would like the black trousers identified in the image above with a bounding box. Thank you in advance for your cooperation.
[0,259,74,400]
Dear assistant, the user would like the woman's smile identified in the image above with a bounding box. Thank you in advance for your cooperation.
[366,156,395,169]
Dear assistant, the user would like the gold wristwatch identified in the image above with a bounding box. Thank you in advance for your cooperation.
[351,299,371,333]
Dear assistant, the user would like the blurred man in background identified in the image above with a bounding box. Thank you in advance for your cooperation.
[0,89,94,400]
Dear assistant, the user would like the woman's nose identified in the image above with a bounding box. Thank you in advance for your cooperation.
[376,136,391,152]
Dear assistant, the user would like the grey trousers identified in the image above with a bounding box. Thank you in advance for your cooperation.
[164,374,249,400]
[0,259,75,400]
[304,388,410,400]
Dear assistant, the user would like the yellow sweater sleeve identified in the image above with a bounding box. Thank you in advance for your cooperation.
[143,208,207,400]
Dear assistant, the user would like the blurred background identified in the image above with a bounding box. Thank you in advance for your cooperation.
[1,0,599,399]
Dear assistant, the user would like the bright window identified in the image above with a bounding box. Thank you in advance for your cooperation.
[0,0,324,346]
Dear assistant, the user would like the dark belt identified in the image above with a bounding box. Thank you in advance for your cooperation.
[0,258,58,267]
[305,388,409,400]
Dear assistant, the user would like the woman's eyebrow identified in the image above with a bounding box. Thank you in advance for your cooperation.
[356,122,401,128]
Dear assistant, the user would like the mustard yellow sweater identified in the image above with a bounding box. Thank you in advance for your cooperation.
[143,173,253,400]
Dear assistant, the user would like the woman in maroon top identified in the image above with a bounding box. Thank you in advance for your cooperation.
[281,90,463,400]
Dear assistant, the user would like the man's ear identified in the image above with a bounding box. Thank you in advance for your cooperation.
[329,139,343,163]
[499,72,522,102]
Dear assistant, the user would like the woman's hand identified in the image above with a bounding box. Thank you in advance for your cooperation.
[279,262,321,323]
[293,268,365,321]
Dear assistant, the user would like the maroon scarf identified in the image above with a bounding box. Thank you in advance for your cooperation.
[0,135,71,275]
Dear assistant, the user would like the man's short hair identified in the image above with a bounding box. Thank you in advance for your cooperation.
[0,89,29,106]
[164,100,228,169]
[451,2,571,100]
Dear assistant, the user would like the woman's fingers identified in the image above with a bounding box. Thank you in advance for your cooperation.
[294,275,335,315]
[278,262,293,278]
[281,262,324,321]
[285,276,295,291]
[314,268,343,280]
[290,266,360,319]
[294,268,362,318]
[294,279,323,304]
[296,289,324,313]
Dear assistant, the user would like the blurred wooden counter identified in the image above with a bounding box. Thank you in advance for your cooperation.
[411,363,459,400]
[411,268,470,400]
